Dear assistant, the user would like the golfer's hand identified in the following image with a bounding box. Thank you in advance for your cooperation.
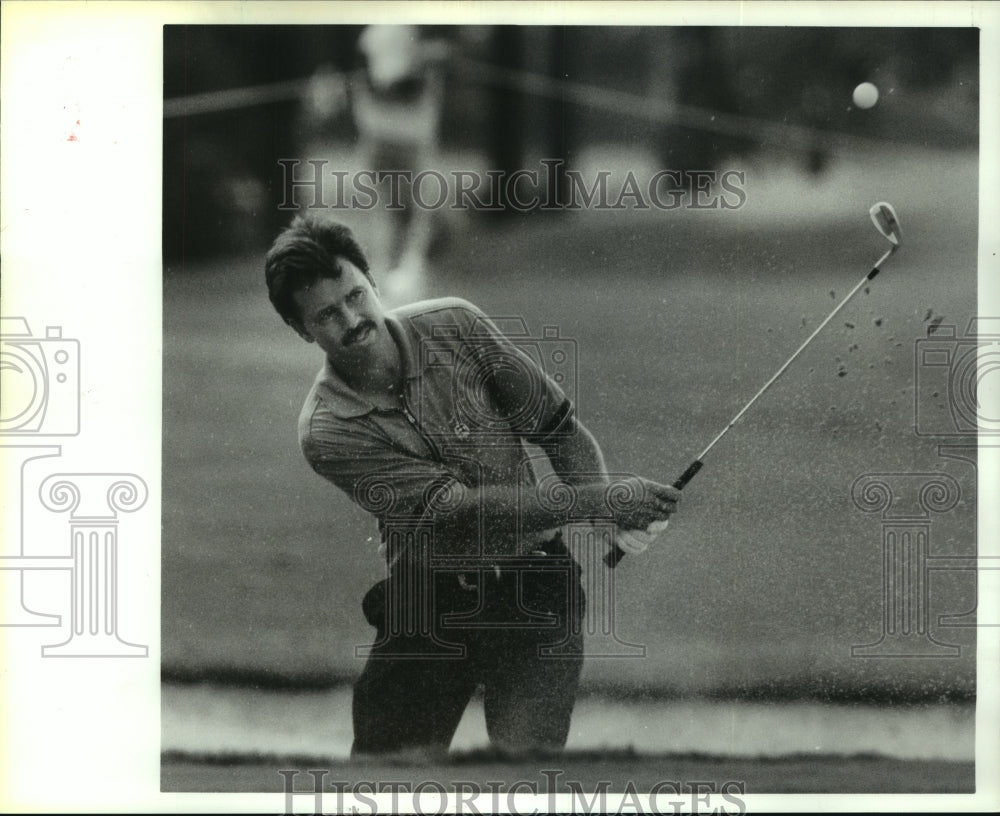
[615,520,671,555]
[612,477,680,530]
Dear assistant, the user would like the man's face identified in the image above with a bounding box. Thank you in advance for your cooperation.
[291,260,387,364]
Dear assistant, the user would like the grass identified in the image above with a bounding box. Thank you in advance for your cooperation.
[163,196,977,696]
[160,748,974,793]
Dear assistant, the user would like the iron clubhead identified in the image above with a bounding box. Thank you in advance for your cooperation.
[869,201,901,247]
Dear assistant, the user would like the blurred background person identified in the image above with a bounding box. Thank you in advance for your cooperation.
[161,24,980,785]
[351,24,449,302]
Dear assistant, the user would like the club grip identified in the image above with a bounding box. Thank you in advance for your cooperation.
[672,459,703,491]
[604,542,628,568]
[604,459,703,569]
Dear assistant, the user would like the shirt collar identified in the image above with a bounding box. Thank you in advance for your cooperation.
[386,312,421,383]
[313,312,420,419]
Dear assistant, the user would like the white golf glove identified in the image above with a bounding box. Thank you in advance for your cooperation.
[615,519,670,555]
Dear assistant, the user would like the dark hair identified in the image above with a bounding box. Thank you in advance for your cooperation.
[264,215,372,326]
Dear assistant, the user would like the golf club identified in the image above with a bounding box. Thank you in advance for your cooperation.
[607,202,903,568]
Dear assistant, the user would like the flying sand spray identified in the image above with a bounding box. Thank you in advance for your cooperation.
[608,202,903,567]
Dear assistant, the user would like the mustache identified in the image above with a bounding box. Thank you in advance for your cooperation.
[343,320,377,346]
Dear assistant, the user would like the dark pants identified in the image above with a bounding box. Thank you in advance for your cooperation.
[352,540,585,757]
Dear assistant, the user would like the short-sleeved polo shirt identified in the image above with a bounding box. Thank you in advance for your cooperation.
[298,297,574,557]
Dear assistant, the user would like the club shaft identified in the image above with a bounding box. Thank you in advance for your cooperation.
[695,246,896,463]
[606,242,898,569]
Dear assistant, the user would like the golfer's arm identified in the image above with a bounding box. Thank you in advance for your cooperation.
[427,419,612,554]
[542,418,610,489]
[431,480,609,554]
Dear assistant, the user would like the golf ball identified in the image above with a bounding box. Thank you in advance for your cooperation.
[852,82,879,109]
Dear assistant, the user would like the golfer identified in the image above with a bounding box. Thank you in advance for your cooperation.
[265,214,679,758]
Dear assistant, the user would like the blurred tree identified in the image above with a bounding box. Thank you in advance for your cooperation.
[652,28,752,175]
[162,24,979,261]
[163,26,361,263]
[487,26,524,214]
